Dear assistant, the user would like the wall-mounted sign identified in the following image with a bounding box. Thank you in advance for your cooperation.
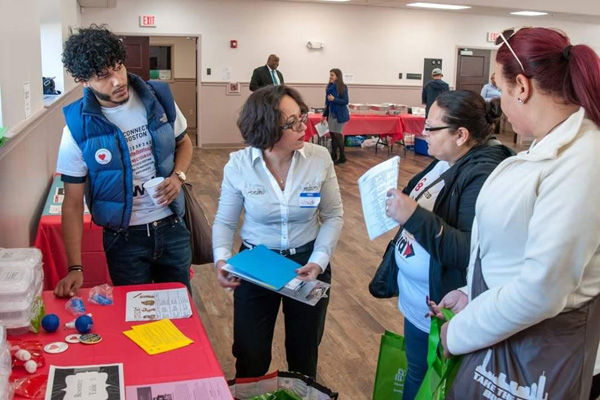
[140,15,157,27]
[407,73,422,80]
[487,32,500,43]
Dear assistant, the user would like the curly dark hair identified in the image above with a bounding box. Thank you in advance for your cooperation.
[237,85,309,150]
[62,24,127,82]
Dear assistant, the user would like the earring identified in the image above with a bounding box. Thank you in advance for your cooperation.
[518,98,524,104]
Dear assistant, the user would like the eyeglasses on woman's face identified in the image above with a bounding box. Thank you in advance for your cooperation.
[423,123,452,136]
[281,113,308,132]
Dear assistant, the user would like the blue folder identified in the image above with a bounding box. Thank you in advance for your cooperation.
[227,245,301,290]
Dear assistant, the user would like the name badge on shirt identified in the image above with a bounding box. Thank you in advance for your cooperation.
[299,192,320,208]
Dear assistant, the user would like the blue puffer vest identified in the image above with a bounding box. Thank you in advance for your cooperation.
[62,73,185,230]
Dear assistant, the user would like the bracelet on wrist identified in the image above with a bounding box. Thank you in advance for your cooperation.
[68,265,84,273]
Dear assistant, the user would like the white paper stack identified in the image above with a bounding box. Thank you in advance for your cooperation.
[0,249,44,333]
[0,325,11,400]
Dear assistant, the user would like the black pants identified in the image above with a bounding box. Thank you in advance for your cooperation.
[590,374,600,399]
[232,244,331,378]
[330,132,345,159]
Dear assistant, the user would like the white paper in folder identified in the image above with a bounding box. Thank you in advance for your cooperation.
[357,156,401,240]
[315,121,329,137]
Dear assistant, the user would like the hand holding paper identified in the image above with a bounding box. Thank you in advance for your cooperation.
[385,188,418,225]
[358,156,401,240]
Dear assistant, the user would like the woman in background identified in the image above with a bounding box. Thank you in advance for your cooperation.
[322,68,349,165]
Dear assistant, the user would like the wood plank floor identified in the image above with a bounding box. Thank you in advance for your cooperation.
[188,133,526,398]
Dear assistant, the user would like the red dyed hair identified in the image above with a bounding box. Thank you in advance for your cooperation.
[496,27,600,127]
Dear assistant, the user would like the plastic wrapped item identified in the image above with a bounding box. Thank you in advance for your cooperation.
[8,340,45,372]
[345,136,365,147]
[0,325,11,400]
[12,375,47,399]
[361,138,384,149]
[88,284,114,306]
[65,297,86,316]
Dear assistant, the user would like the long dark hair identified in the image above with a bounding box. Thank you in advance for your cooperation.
[497,27,600,127]
[330,68,346,97]
[237,85,308,150]
[434,90,502,147]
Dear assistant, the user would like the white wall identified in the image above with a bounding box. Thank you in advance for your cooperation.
[81,0,600,88]
[0,0,44,130]
[0,0,80,132]
[0,0,81,247]
[61,0,82,93]
[40,22,65,93]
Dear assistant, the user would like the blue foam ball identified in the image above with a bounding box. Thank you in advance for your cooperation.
[42,314,60,333]
[75,315,93,334]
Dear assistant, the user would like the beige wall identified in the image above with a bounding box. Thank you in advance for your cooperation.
[170,80,197,129]
[148,36,198,129]
[201,82,422,146]
[149,36,197,79]
[81,0,600,146]
[0,87,82,247]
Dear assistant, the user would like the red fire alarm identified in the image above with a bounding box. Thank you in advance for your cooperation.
[230,40,238,49]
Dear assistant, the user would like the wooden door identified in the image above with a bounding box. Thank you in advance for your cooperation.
[122,36,150,81]
[456,49,490,93]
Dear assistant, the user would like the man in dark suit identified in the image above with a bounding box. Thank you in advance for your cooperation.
[249,54,284,92]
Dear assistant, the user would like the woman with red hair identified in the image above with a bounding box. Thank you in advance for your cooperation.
[431,27,600,398]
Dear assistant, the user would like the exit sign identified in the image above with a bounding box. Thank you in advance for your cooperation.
[487,32,500,43]
[140,15,157,27]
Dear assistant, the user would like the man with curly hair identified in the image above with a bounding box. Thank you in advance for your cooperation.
[54,25,194,297]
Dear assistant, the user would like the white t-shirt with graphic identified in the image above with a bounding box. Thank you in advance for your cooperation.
[56,88,187,226]
[395,161,450,333]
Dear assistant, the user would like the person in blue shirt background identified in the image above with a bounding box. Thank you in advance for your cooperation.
[480,73,502,101]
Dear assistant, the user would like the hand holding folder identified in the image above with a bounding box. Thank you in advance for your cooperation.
[222,246,331,306]
[225,245,300,290]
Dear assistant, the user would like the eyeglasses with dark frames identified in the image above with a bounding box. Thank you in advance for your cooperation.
[423,124,452,134]
[280,114,308,132]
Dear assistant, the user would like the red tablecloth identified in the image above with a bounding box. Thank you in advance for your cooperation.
[9,283,229,397]
[399,114,426,135]
[305,114,405,144]
[34,214,110,291]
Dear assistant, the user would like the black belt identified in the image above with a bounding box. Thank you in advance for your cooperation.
[243,240,315,257]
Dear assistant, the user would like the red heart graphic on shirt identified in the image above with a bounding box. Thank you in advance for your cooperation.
[99,154,106,161]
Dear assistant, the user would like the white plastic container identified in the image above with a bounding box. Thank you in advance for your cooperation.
[0,248,42,269]
[0,325,11,400]
[348,103,369,114]
[368,104,390,115]
[0,266,42,329]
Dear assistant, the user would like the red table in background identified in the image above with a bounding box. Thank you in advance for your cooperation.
[304,114,405,145]
[34,175,110,291]
[399,114,426,135]
[10,283,230,398]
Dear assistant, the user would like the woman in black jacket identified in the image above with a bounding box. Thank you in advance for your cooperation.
[383,90,513,400]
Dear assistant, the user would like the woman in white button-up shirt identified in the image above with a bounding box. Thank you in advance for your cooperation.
[212,85,343,379]
[430,27,600,399]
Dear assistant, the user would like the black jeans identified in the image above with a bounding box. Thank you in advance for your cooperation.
[103,214,192,292]
[232,243,331,378]
[590,374,600,399]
